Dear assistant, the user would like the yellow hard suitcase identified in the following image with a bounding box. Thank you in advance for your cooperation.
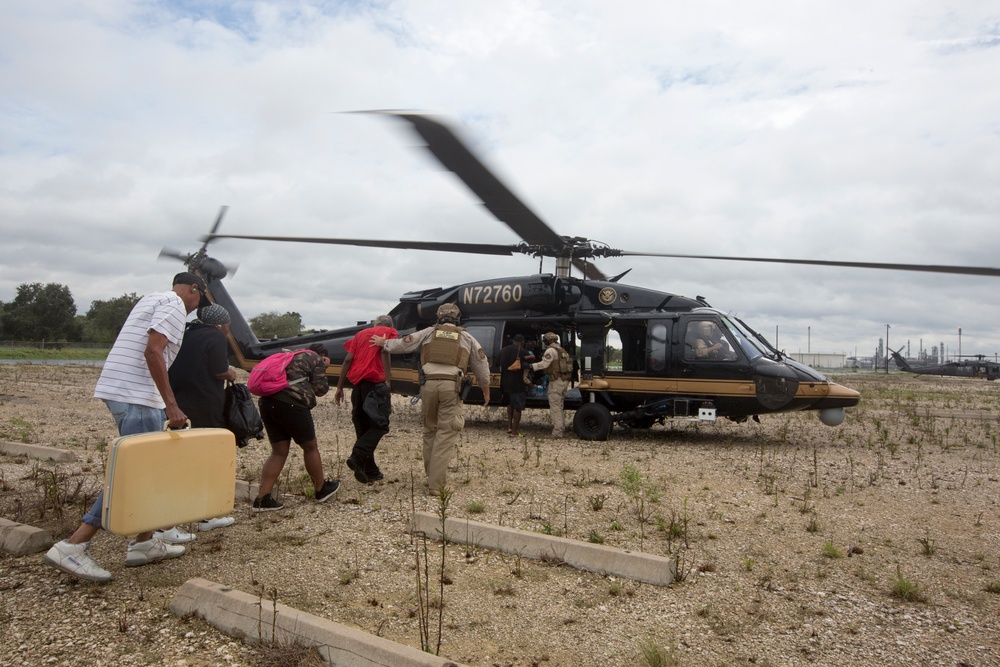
[102,426,236,535]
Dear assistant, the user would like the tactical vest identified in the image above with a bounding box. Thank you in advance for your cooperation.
[420,323,471,370]
[545,344,573,380]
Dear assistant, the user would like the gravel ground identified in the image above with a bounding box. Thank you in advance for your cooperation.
[2,363,1000,666]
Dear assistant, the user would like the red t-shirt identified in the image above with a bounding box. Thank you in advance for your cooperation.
[344,325,399,384]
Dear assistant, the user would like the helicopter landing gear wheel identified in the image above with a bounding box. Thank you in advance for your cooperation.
[574,403,612,441]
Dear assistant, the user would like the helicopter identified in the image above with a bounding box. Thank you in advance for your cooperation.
[890,348,1000,381]
[164,112,1000,440]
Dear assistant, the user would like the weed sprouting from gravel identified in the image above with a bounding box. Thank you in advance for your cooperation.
[890,565,926,603]
[466,499,485,514]
[5,417,34,442]
[620,463,642,497]
[918,531,937,557]
[821,541,843,559]
[413,482,453,655]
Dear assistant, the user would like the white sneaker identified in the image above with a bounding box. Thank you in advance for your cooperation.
[44,540,112,583]
[198,516,235,531]
[125,537,186,567]
[153,527,196,544]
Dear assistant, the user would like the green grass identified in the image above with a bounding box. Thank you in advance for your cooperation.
[638,636,680,667]
[0,347,108,361]
[891,566,926,602]
[467,500,486,514]
[821,541,843,559]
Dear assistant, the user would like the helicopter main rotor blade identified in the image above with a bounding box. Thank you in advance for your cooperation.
[617,251,1000,278]
[158,248,189,262]
[194,205,229,255]
[206,233,521,257]
[375,112,568,250]
[572,259,607,281]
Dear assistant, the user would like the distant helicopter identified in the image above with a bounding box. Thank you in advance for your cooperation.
[890,348,1000,381]
[163,113,1000,440]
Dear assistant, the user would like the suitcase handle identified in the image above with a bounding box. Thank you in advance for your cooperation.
[162,420,192,431]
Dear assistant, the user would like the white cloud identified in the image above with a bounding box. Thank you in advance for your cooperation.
[1,0,999,356]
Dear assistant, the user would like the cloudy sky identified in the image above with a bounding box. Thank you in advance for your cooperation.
[2,1,998,361]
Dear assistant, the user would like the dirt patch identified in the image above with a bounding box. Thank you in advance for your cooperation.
[2,364,1000,666]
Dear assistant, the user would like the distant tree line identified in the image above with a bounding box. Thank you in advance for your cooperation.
[0,281,306,344]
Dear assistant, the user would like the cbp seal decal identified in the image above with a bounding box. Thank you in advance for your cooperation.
[598,287,617,305]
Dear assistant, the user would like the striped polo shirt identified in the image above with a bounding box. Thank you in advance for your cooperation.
[93,291,188,409]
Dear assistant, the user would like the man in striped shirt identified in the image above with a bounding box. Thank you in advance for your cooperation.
[44,272,205,583]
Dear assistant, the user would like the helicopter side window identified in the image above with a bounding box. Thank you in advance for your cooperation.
[465,325,496,364]
[605,324,646,373]
[684,320,737,361]
[605,330,623,372]
[621,325,646,372]
[648,322,668,371]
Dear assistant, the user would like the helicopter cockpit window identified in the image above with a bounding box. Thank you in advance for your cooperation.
[722,317,769,361]
[684,320,738,361]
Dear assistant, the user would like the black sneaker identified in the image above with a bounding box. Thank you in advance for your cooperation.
[367,469,384,482]
[346,457,369,484]
[315,480,340,503]
[252,495,284,513]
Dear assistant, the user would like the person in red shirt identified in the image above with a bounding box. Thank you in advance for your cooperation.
[335,315,399,483]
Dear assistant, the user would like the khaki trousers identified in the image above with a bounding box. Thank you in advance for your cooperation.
[547,378,569,435]
[421,378,464,490]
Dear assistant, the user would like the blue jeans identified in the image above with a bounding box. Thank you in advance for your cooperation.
[81,401,166,528]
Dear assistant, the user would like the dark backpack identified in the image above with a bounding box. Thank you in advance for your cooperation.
[224,382,264,448]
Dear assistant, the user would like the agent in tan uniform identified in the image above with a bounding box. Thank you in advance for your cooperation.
[372,303,490,494]
[531,331,573,438]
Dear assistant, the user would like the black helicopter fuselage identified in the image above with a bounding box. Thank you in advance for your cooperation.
[204,270,860,436]
[166,111,1000,438]
[891,350,1000,381]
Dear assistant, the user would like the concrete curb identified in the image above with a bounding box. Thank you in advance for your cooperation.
[169,578,465,667]
[234,479,259,502]
[0,440,78,462]
[0,518,53,556]
[410,511,675,586]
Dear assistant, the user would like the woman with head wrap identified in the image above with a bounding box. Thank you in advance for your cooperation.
[164,303,240,535]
